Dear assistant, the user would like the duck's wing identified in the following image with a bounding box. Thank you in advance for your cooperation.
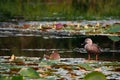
[85,44,101,53]
[50,53,60,60]
[92,44,101,53]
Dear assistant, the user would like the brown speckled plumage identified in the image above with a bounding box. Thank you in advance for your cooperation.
[44,50,60,60]
[84,38,101,60]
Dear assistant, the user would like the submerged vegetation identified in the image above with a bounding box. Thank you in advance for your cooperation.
[0,0,120,21]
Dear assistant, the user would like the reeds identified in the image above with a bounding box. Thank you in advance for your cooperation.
[0,0,120,21]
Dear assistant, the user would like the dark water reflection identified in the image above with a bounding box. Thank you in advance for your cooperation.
[0,35,120,61]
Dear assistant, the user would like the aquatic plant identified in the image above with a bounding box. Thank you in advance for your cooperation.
[0,0,120,21]
[19,67,40,78]
[0,56,120,79]
[84,71,107,80]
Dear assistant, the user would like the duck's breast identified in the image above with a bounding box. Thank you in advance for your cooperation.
[85,44,100,54]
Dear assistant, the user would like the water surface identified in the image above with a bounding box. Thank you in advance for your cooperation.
[0,35,120,61]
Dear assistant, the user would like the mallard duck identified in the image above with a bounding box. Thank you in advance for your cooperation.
[84,38,101,60]
[43,50,60,60]
[50,50,60,60]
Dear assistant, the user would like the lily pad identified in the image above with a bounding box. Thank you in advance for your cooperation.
[108,36,120,42]
[78,63,94,71]
[19,67,40,78]
[84,71,107,80]
[39,59,59,67]
[102,62,120,66]
[46,77,56,80]
[107,25,120,33]
[11,76,24,80]
[37,78,46,80]
[0,76,10,80]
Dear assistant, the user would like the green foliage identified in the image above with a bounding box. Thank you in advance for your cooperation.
[0,63,11,68]
[19,67,40,78]
[84,71,107,80]
[13,58,25,63]
[0,57,120,79]
[0,0,120,21]
[39,59,59,66]
[37,78,46,80]
[0,76,10,80]
[107,25,120,33]
[107,25,120,41]
[46,77,56,80]
[78,63,94,71]
[11,76,24,80]
[108,36,120,42]
[102,62,120,66]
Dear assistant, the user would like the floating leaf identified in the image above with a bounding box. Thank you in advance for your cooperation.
[108,36,120,42]
[19,67,40,78]
[11,76,24,80]
[37,78,46,80]
[102,62,120,66]
[0,76,10,80]
[13,58,25,63]
[46,77,56,80]
[78,63,94,71]
[84,71,107,80]
[39,59,58,67]
[0,64,11,68]
[107,25,120,32]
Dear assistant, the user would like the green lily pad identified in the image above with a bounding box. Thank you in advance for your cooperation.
[11,76,24,80]
[0,76,10,80]
[46,77,56,80]
[39,59,58,67]
[102,62,120,66]
[0,63,11,68]
[13,58,25,63]
[107,25,120,32]
[108,36,120,42]
[78,63,94,71]
[19,67,40,78]
[84,71,107,80]
[37,78,46,80]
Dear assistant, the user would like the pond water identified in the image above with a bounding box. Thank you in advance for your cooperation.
[0,35,120,61]
[0,20,120,80]
[0,20,120,61]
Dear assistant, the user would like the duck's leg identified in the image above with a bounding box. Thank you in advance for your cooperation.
[88,53,90,60]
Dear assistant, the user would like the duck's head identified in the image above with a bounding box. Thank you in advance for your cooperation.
[52,50,58,54]
[85,38,93,45]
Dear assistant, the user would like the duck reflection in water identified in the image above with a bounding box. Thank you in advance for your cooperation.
[84,38,101,61]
